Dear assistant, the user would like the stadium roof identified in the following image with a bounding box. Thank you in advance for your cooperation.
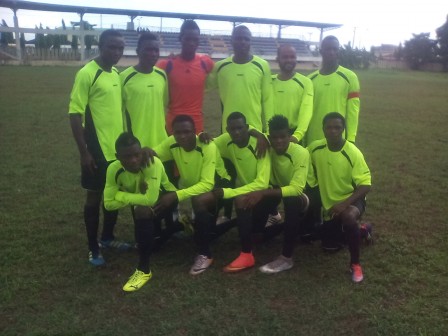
[0,0,342,30]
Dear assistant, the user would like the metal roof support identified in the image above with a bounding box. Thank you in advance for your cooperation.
[79,12,85,62]
[12,8,21,62]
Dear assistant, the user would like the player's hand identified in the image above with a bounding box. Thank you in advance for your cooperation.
[153,192,178,215]
[329,201,350,218]
[141,147,156,167]
[212,188,224,200]
[290,136,299,144]
[198,132,212,144]
[139,181,148,194]
[81,151,97,175]
[255,134,270,158]
[241,191,264,209]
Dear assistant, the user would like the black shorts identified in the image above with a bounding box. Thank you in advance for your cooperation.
[321,198,366,235]
[81,160,115,192]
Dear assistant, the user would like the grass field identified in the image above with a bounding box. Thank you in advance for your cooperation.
[1,65,448,335]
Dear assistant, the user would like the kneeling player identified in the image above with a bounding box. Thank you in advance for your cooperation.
[242,115,310,273]
[307,112,371,283]
[104,133,176,291]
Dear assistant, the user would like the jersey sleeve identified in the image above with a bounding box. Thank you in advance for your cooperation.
[346,72,361,142]
[280,149,310,197]
[103,162,128,211]
[292,78,314,142]
[222,154,271,199]
[306,145,318,188]
[175,143,216,201]
[113,159,166,207]
[68,68,90,116]
[352,150,371,187]
[153,136,174,162]
[261,61,274,133]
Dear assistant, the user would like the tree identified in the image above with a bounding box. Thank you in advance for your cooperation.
[436,14,448,72]
[1,19,14,46]
[71,35,78,50]
[403,33,437,70]
[339,42,375,70]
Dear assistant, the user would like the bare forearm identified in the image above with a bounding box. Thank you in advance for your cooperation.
[69,114,88,155]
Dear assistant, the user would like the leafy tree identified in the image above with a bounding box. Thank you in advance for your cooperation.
[1,19,14,46]
[71,34,78,50]
[436,14,448,72]
[338,42,375,70]
[403,33,437,70]
[35,24,46,49]
[394,43,403,61]
[20,32,25,49]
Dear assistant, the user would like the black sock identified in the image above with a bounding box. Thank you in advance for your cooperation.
[194,211,213,257]
[101,205,118,242]
[84,205,100,253]
[135,218,154,274]
[236,209,253,253]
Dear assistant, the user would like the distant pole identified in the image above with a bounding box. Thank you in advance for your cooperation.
[79,13,85,62]
[352,27,357,47]
[13,9,22,62]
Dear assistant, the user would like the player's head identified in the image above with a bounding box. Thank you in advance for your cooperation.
[323,112,345,144]
[231,25,251,57]
[172,115,197,151]
[98,29,124,67]
[268,115,291,155]
[115,132,142,173]
[136,32,159,67]
[179,20,200,58]
[277,44,297,74]
[320,35,340,65]
[226,112,249,146]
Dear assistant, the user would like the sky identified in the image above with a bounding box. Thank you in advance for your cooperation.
[1,0,447,49]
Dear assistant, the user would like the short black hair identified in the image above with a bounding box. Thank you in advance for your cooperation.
[277,43,296,57]
[179,20,200,40]
[232,25,251,37]
[323,112,346,128]
[172,114,196,129]
[137,31,158,50]
[268,115,290,133]
[227,111,246,125]
[321,35,339,47]
[99,29,122,48]
[115,132,141,153]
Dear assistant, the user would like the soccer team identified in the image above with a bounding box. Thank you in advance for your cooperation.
[68,21,372,292]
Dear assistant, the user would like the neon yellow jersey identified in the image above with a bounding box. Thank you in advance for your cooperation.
[307,139,371,212]
[211,55,274,132]
[270,143,310,197]
[271,73,313,142]
[214,133,270,199]
[154,136,217,201]
[120,66,168,148]
[69,60,123,162]
[103,157,176,210]
[307,66,360,144]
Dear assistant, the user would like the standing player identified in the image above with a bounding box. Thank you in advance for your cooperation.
[150,115,232,275]
[212,112,271,272]
[306,35,360,145]
[267,44,313,226]
[211,25,274,133]
[156,20,214,134]
[104,133,176,291]
[121,32,168,148]
[307,112,371,282]
[69,29,130,266]
[241,115,310,273]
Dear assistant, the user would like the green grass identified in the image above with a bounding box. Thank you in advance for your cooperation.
[1,65,448,335]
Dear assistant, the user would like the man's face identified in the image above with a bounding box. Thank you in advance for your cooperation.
[100,35,125,67]
[172,121,196,150]
[226,118,249,146]
[269,128,290,155]
[231,28,251,56]
[116,144,142,173]
[323,118,344,144]
[137,39,159,67]
[320,38,339,64]
[180,29,200,55]
[277,46,297,73]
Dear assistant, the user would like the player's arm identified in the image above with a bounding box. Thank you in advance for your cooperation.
[175,143,216,202]
[280,148,310,197]
[261,61,274,133]
[329,185,370,217]
[222,154,271,199]
[248,126,270,158]
[292,79,314,143]
[69,70,96,174]
[153,136,174,162]
[346,72,361,143]
[206,60,218,90]
[103,163,128,211]
[113,161,166,207]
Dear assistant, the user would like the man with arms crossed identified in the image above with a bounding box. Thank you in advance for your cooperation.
[307,112,371,282]
[69,29,129,266]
